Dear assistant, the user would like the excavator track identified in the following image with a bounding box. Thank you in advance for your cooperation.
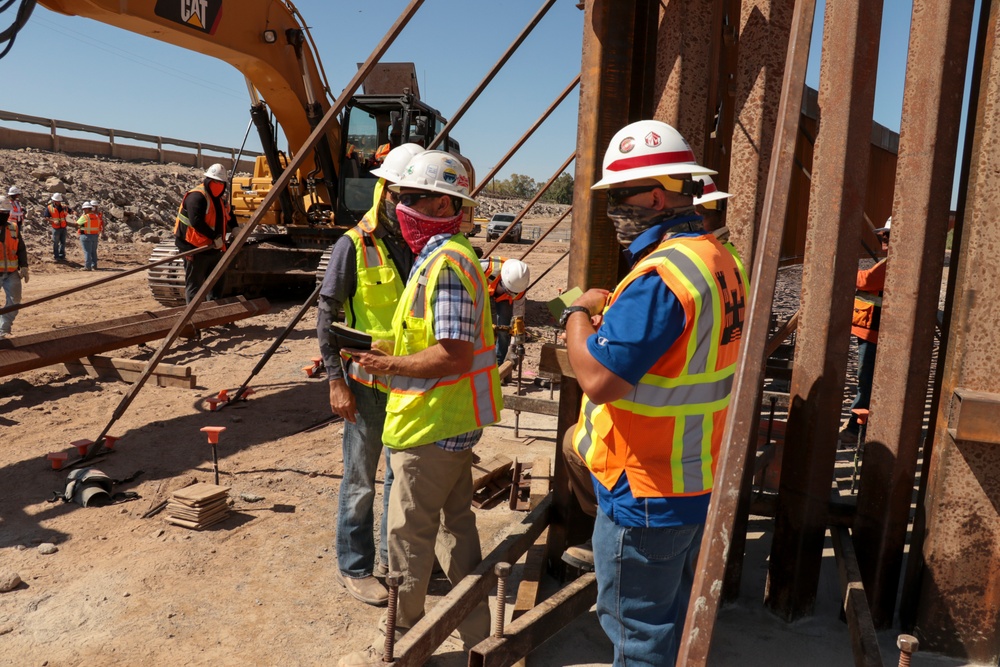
[147,242,188,308]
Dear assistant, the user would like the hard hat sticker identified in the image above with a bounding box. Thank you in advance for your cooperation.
[425,165,440,179]
[619,137,635,154]
[443,168,458,185]
[645,132,661,148]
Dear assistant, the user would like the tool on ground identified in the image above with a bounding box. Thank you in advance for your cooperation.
[200,426,226,485]
[509,316,527,437]
[493,562,511,639]
[384,572,403,662]
[0,245,209,317]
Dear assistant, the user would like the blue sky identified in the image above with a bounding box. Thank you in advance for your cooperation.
[0,0,980,202]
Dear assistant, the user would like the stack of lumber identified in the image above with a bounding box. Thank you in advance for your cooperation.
[166,483,230,529]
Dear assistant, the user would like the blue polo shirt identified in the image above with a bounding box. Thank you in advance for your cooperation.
[586,217,712,527]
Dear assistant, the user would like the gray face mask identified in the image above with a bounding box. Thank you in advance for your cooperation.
[379,200,401,237]
[606,204,700,247]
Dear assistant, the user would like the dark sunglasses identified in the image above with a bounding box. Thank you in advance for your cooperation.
[606,185,663,207]
[397,191,442,207]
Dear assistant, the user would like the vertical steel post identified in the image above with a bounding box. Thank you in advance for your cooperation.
[913,1,1000,660]
[765,0,883,621]
[853,0,974,629]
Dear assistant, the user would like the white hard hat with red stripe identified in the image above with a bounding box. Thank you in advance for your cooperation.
[592,120,715,190]
[693,175,731,210]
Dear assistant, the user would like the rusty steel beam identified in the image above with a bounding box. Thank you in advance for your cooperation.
[373,496,551,667]
[468,573,598,667]
[912,0,1000,660]
[87,0,426,455]
[727,0,797,265]
[0,298,269,377]
[483,152,575,257]
[428,0,559,151]
[853,0,975,630]
[677,0,817,662]
[517,207,572,261]
[765,0,884,622]
[831,527,885,667]
[473,75,580,197]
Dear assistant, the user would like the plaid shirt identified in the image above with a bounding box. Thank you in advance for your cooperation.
[409,233,483,451]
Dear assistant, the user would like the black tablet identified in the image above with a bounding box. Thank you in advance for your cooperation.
[329,323,373,351]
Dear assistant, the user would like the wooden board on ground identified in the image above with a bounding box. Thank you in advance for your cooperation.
[171,482,229,505]
[472,455,512,491]
[59,355,196,388]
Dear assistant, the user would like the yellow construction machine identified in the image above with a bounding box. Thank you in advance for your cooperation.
[19,0,472,305]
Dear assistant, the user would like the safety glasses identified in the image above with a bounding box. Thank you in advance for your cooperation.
[397,191,443,207]
[606,185,662,207]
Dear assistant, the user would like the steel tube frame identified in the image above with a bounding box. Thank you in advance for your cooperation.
[765,0,884,621]
[427,0,559,152]
[517,207,571,261]
[853,0,974,628]
[676,1,817,662]
[85,0,426,456]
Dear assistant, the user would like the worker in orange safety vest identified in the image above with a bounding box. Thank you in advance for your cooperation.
[174,163,233,304]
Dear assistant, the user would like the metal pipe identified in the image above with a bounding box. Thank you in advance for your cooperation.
[427,0,559,151]
[482,152,574,258]
[472,75,580,197]
[83,0,427,458]
[0,246,208,316]
[677,0,818,662]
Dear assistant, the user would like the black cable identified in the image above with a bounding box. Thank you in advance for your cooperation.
[0,0,36,59]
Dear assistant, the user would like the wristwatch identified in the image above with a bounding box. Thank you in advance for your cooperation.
[558,306,591,329]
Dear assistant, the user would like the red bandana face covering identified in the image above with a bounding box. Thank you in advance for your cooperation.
[208,181,226,197]
[395,203,463,254]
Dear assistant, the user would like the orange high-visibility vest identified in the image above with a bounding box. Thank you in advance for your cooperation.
[1,222,20,273]
[77,212,102,235]
[481,256,524,304]
[47,204,68,229]
[573,233,747,498]
[174,184,229,249]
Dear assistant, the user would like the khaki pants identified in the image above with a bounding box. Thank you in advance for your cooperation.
[385,445,491,647]
[563,427,597,518]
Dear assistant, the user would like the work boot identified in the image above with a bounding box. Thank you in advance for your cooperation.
[561,539,594,572]
[335,570,388,607]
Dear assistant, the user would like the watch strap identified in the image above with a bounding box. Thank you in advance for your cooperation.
[559,305,591,328]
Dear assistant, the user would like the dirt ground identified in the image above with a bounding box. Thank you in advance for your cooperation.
[0,223,966,667]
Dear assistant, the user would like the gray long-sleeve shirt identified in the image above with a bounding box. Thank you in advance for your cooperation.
[316,224,412,382]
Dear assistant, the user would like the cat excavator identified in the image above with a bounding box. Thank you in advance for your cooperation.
[14,0,470,305]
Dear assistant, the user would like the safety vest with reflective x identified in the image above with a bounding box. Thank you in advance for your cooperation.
[383,235,503,449]
[340,217,404,391]
[1,221,20,273]
[573,232,747,498]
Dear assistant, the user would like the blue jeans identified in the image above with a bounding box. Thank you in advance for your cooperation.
[52,227,67,259]
[492,297,513,364]
[847,337,878,432]
[337,376,392,577]
[592,508,704,667]
[79,234,99,269]
[0,270,22,335]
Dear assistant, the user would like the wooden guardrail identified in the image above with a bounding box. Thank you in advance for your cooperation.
[0,109,259,172]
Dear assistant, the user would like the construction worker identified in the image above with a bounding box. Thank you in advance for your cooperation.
[76,201,103,271]
[316,142,422,607]
[0,196,29,339]
[480,256,530,364]
[561,120,747,666]
[174,163,232,303]
[43,193,70,261]
[347,150,501,656]
[693,174,748,279]
[7,186,24,230]
[840,216,891,444]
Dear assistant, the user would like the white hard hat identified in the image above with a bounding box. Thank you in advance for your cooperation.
[0,196,10,212]
[7,186,21,196]
[875,216,891,233]
[82,201,94,209]
[388,150,478,208]
[204,163,228,182]
[50,192,64,202]
[592,120,715,190]
[88,200,99,208]
[369,143,424,184]
[500,259,530,294]
[693,175,731,210]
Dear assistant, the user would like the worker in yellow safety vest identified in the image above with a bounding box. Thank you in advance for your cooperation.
[0,196,29,339]
[76,200,104,271]
[559,120,748,667]
[316,143,422,608]
[347,150,501,657]
[174,163,232,303]
[43,193,70,261]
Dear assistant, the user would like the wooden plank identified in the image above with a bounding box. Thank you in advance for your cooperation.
[528,457,550,509]
[82,355,193,378]
[472,455,513,491]
[830,526,884,667]
[538,344,574,379]
[61,362,196,389]
[511,528,548,625]
[503,395,559,417]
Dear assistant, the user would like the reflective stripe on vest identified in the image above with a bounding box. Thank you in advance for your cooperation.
[1,222,20,273]
[481,256,524,303]
[573,234,747,498]
[77,212,101,235]
[340,219,404,390]
[9,201,24,226]
[383,236,503,449]
[47,204,68,229]
[174,184,228,248]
